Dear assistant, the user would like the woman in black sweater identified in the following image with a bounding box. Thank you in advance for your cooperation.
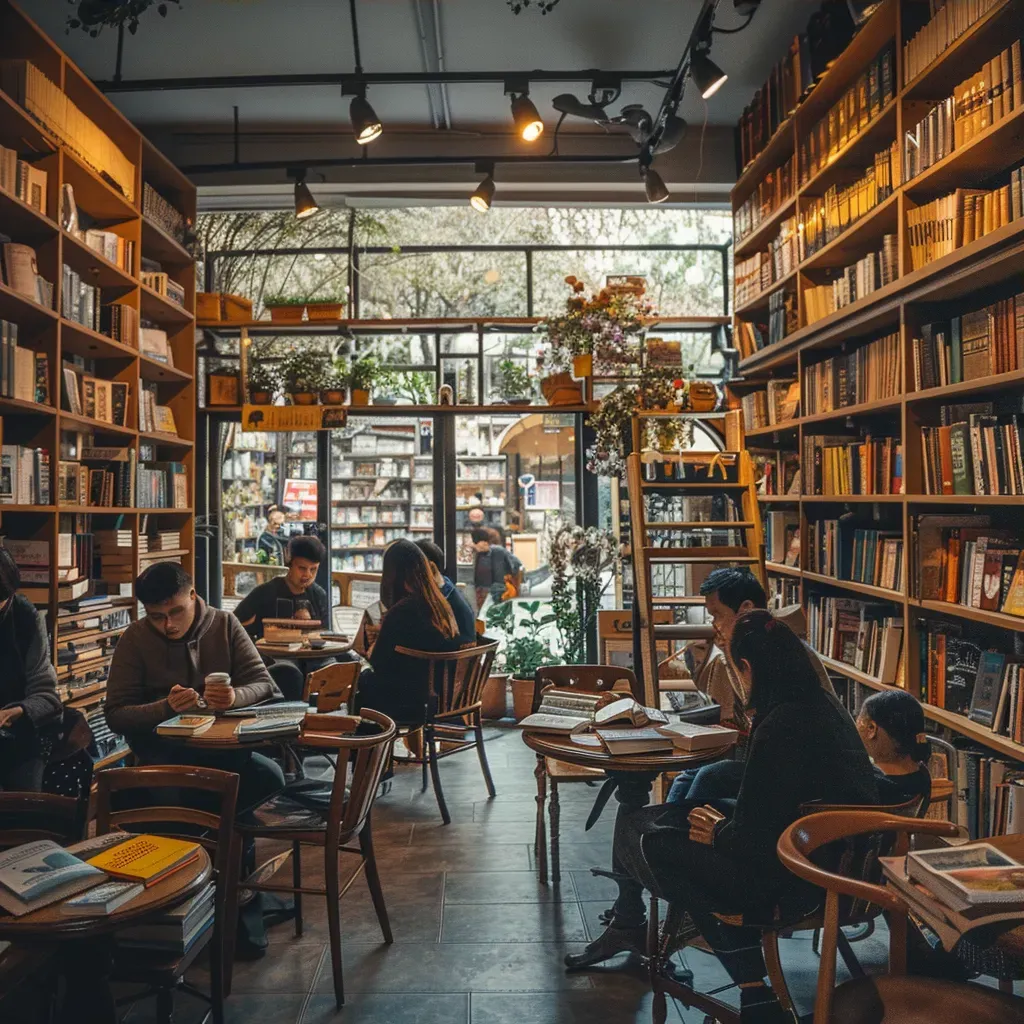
[354,540,461,722]
[569,610,879,1023]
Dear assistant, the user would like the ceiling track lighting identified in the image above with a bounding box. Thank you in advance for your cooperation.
[345,0,383,144]
[641,164,669,204]
[690,49,728,100]
[470,163,496,212]
[505,78,543,142]
[289,167,320,219]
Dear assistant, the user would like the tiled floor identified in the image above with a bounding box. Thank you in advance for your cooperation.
[123,728,958,1023]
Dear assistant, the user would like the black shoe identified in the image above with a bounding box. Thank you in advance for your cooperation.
[564,924,647,970]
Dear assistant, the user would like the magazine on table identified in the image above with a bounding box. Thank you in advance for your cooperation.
[0,840,103,916]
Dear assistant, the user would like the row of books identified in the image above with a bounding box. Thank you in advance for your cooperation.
[138,388,178,435]
[799,142,901,260]
[0,144,46,213]
[142,183,187,245]
[0,324,49,404]
[902,0,1002,85]
[2,241,53,309]
[734,214,799,307]
[75,229,134,275]
[767,574,800,609]
[951,41,1022,150]
[765,510,800,565]
[0,60,136,202]
[906,185,1016,271]
[799,44,896,186]
[735,0,865,172]
[919,407,1024,497]
[807,594,904,683]
[740,378,798,431]
[769,289,798,348]
[912,293,1024,390]
[803,331,900,415]
[808,516,904,592]
[803,233,898,324]
[0,445,50,505]
[141,270,186,309]
[753,450,800,496]
[137,462,188,509]
[903,95,954,180]
[733,154,797,244]
[802,433,903,495]
[62,367,130,427]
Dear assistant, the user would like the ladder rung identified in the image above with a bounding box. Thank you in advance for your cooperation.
[644,547,757,561]
[642,482,748,490]
[645,521,754,530]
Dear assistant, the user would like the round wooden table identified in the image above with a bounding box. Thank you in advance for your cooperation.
[255,639,353,659]
[181,715,303,749]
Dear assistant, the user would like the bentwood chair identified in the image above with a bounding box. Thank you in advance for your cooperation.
[390,639,499,825]
[777,810,1024,1022]
[0,792,88,849]
[530,665,643,884]
[303,661,360,712]
[93,765,241,1024]
[236,709,397,1009]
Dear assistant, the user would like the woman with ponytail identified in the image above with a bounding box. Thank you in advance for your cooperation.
[856,689,933,806]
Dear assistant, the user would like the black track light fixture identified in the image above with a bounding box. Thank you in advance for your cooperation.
[349,88,383,144]
[641,164,669,204]
[289,168,320,219]
[470,164,496,212]
[505,79,544,142]
[690,50,728,99]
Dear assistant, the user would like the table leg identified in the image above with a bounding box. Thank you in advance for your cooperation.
[58,939,117,1024]
[534,754,548,885]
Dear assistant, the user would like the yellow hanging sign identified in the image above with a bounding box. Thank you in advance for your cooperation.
[241,405,348,432]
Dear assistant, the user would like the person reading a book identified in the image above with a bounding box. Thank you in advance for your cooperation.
[234,534,331,698]
[0,547,62,792]
[354,540,462,722]
[856,689,933,806]
[667,568,836,807]
[569,611,878,1024]
[415,539,477,643]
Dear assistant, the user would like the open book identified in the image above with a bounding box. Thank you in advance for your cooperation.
[657,721,739,752]
[519,690,667,734]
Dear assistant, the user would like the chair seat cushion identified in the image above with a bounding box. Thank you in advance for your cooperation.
[545,757,604,781]
[831,975,1024,1024]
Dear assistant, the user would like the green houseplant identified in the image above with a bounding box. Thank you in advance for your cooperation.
[486,600,559,720]
[347,355,381,406]
[263,295,306,323]
[306,294,346,321]
[495,359,533,405]
[280,350,328,405]
[247,361,280,405]
[320,366,348,405]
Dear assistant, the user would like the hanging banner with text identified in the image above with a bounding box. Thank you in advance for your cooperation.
[241,405,348,432]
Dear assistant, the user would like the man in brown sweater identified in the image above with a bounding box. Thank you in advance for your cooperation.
[106,561,284,809]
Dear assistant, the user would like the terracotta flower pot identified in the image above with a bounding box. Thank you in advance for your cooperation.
[250,389,273,405]
[540,372,583,407]
[306,302,344,321]
[481,673,509,719]
[320,388,346,405]
[511,676,535,722]
[573,353,593,379]
[290,391,318,406]
[350,388,370,407]
[268,304,305,322]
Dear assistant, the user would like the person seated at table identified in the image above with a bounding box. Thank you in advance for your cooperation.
[414,538,477,642]
[0,547,62,791]
[570,611,879,1024]
[856,689,933,806]
[105,561,285,812]
[666,568,837,807]
[234,535,330,699]
[354,539,461,722]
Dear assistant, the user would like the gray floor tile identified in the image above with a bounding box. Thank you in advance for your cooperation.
[443,870,575,904]
[531,842,610,872]
[569,869,618,902]
[470,990,684,1024]
[441,901,589,944]
[303,992,470,1023]
[376,843,533,872]
[410,820,539,845]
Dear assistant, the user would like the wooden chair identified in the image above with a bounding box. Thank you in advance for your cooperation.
[235,709,397,1010]
[530,665,643,885]
[0,792,88,849]
[93,765,241,1024]
[389,639,499,825]
[304,661,360,712]
[777,810,1024,1022]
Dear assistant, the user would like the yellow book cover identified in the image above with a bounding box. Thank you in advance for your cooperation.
[87,834,199,886]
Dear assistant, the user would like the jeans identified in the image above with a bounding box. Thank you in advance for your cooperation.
[666,758,745,806]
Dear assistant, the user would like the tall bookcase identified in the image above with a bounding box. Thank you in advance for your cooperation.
[0,0,196,726]
[732,0,1024,795]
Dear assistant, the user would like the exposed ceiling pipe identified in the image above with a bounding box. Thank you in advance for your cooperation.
[432,0,453,130]
[411,0,442,130]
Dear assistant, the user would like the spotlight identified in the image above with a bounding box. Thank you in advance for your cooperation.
[470,169,496,212]
[350,91,383,144]
[642,166,670,204]
[510,94,544,142]
[290,170,319,219]
[691,51,728,99]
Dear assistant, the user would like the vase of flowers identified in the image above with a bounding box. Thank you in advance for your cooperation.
[281,350,328,405]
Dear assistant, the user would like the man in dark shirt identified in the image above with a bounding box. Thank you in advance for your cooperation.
[471,527,519,612]
[234,535,330,698]
[415,538,477,642]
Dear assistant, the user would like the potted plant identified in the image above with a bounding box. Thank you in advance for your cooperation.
[306,295,345,321]
[263,295,306,323]
[281,350,328,405]
[486,600,558,721]
[320,366,348,406]
[586,383,638,476]
[480,671,509,719]
[347,355,380,406]
[494,359,533,405]
[247,361,279,405]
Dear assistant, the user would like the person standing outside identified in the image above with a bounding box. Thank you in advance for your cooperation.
[471,527,520,613]
[257,504,288,565]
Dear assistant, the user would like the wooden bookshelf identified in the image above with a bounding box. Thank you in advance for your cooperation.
[0,0,196,714]
[738,0,1024,770]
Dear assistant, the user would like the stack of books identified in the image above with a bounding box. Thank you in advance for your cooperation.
[807,594,904,683]
[802,331,900,414]
[116,882,215,956]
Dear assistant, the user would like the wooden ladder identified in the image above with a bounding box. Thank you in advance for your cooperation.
[626,446,766,706]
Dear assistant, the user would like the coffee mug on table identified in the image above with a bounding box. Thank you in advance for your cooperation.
[204,672,231,697]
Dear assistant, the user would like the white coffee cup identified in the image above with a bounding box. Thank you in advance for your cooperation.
[204,672,231,692]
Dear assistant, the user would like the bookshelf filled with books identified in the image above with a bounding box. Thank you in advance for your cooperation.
[733,0,1024,772]
[0,0,196,716]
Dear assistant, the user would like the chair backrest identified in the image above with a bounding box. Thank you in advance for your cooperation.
[303,661,360,711]
[301,708,397,842]
[394,638,499,716]
[777,810,959,1023]
[531,664,643,714]
[0,792,88,850]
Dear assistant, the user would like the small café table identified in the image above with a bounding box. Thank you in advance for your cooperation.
[255,638,353,660]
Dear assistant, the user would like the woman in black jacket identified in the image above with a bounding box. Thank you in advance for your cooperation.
[0,547,62,791]
[354,539,462,722]
[568,610,879,1023]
